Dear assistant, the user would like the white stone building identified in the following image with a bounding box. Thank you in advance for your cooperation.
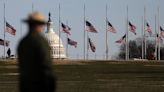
[44,13,66,59]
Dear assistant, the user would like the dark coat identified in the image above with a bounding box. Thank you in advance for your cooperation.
[17,32,56,92]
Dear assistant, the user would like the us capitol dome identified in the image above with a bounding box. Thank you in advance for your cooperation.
[44,13,66,59]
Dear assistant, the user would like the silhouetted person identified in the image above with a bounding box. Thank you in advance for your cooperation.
[7,48,11,58]
[17,12,56,92]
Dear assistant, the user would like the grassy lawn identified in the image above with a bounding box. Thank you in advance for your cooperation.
[0,60,164,92]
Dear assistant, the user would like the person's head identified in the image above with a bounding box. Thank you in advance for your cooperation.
[23,11,47,33]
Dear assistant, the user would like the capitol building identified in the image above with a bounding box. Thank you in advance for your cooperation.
[44,13,66,59]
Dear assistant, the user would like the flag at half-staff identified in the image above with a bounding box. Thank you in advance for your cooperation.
[107,20,116,33]
[115,35,126,44]
[86,21,98,33]
[67,38,77,48]
[160,26,164,38]
[0,39,9,47]
[61,23,71,35]
[156,34,163,43]
[88,38,96,52]
[6,22,16,35]
[129,21,136,35]
[145,22,152,35]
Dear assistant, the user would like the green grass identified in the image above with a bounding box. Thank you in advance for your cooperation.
[0,61,164,92]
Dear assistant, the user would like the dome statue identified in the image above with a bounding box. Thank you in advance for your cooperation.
[44,13,66,59]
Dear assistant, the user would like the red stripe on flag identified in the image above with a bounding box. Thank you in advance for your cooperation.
[0,39,9,47]
[61,23,71,35]
[107,21,116,33]
[146,23,152,35]
[6,22,16,35]
[86,21,98,33]
[129,22,136,35]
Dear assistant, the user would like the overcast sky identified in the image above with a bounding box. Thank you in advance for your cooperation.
[0,0,163,59]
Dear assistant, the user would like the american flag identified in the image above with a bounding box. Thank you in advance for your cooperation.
[86,21,98,33]
[88,38,96,52]
[160,26,164,38]
[0,39,9,47]
[107,21,116,33]
[115,35,126,44]
[146,22,152,35]
[156,34,163,43]
[67,38,77,48]
[61,23,71,35]
[6,22,16,35]
[129,21,136,35]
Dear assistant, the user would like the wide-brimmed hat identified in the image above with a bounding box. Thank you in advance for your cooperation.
[22,11,47,25]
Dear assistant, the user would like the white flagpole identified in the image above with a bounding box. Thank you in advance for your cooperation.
[32,3,34,12]
[86,5,89,60]
[59,4,61,59]
[105,4,109,60]
[144,6,147,59]
[86,32,89,60]
[66,20,69,58]
[155,15,158,60]
[83,4,86,60]
[84,4,89,60]
[4,3,6,59]
[141,16,144,59]
[20,21,22,40]
[87,33,89,60]
[126,5,129,60]
[157,6,160,61]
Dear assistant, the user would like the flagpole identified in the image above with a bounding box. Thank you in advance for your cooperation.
[85,5,89,60]
[126,5,129,60]
[66,20,69,58]
[20,22,22,38]
[144,6,147,59]
[105,4,109,60]
[94,53,96,60]
[87,33,89,60]
[155,15,157,60]
[83,4,86,60]
[86,33,89,60]
[157,6,160,61]
[141,16,144,59]
[19,21,23,48]
[4,3,6,59]
[32,3,34,12]
[59,4,61,59]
